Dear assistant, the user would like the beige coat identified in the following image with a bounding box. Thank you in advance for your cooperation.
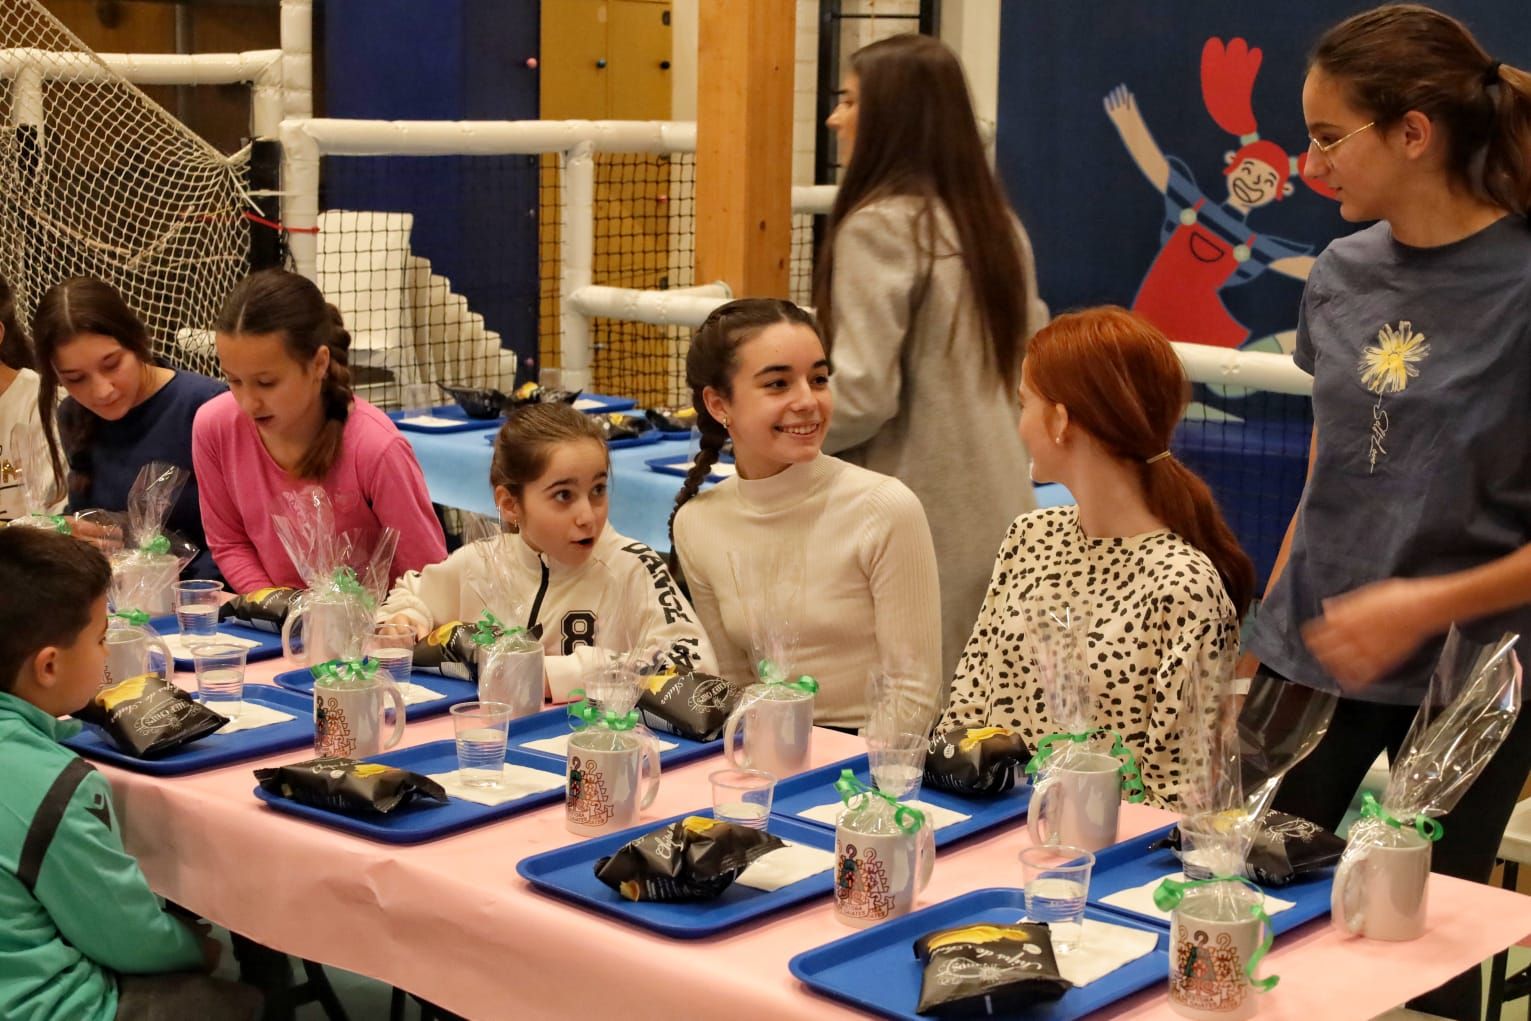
[824,195,1049,687]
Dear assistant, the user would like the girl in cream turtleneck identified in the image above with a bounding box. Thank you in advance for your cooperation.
[670,299,942,731]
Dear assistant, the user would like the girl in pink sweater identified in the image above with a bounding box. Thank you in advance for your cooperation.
[192,270,446,593]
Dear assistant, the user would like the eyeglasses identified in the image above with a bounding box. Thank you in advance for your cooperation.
[1308,121,1375,157]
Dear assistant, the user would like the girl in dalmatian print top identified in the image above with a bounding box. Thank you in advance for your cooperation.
[938,307,1250,809]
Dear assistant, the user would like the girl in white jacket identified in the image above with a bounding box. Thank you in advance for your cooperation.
[380,402,715,702]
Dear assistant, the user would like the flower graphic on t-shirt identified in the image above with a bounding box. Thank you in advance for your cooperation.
[1359,321,1430,395]
[1358,320,1430,473]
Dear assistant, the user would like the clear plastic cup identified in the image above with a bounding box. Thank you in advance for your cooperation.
[174,580,224,638]
[867,730,928,800]
[710,768,775,829]
[452,701,514,788]
[191,641,247,720]
[365,623,416,688]
[1019,843,1095,953]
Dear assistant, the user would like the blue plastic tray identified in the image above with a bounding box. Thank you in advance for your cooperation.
[771,755,1033,849]
[252,740,566,844]
[506,706,725,770]
[789,888,1170,1021]
[572,394,637,414]
[271,665,478,720]
[148,615,285,671]
[517,809,837,938]
[64,686,315,776]
[645,452,736,483]
[1086,824,1335,935]
[389,404,504,434]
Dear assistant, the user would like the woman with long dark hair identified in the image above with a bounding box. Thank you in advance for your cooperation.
[816,33,1049,681]
[938,307,1249,809]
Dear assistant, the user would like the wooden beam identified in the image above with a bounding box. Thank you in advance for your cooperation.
[695,0,794,297]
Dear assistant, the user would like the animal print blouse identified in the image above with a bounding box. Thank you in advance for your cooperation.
[939,506,1240,809]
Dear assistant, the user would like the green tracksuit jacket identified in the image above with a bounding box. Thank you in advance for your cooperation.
[0,692,202,1020]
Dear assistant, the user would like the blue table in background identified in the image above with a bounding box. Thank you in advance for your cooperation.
[404,429,1073,553]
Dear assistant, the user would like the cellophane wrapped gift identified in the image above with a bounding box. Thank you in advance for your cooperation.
[271,486,399,663]
[6,421,67,531]
[108,462,198,616]
[1337,629,1521,891]
[459,513,545,716]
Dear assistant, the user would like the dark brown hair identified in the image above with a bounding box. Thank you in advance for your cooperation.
[32,277,156,504]
[490,401,608,506]
[0,528,111,694]
[0,273,32,371]
[668,298,823,541]
[1312,4,1531,214]
[813,32,1033,393]
[1025,307,1255,619]
[216,269,354,481]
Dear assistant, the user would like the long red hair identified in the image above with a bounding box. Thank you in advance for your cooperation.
[1025,307,1255,619]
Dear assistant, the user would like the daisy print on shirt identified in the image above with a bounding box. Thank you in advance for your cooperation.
[1358,320,1430,473]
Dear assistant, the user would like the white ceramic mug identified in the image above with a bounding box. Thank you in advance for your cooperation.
[565,728,661,836]
[1331,829,1431,942]
[478,644,546,720]
[1027,751,1123,852]
[833,815,936,928]
[313,676,407,757]
[1168,884,1269,1021]
[722,684,814,779]
[104,624,173,688]
[282,592,370,667]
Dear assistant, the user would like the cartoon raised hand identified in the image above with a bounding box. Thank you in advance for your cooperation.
[1104,84,1170,194]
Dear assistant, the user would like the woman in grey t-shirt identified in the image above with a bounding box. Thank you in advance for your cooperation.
[1244,7,1531,1018]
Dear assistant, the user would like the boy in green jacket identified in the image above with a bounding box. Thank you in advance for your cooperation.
[0,528,260,1020]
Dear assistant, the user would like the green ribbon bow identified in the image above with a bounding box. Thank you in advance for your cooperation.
[312,657,381,686]
[469,611,530,649]
[110,609,151,628]
[756,658,819,694]
[1359,791,1444,842]
[139,534,171,556]
[1024,728,1147,804]
[1154,875,1280,992]
[566,688,639,731]
[833,769,925,834]
[29,512,71,534]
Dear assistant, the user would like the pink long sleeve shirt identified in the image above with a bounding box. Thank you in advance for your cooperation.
[192,392,447,593]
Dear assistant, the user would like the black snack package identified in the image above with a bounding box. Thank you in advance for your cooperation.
[413,621,482,681]
[76,674,228,759]
[637,669,742,742]
[644,406,697,433]
[594,816,784,902]
[508,382,581,409]
[913,923,1072,1017]
[255,756,449,815]
[1151,810,1345,886]
[594,413,653,442]
[219,586,300,634]
[924,726,1031,797]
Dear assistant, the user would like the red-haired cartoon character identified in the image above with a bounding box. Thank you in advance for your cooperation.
[1106,38,1327,351]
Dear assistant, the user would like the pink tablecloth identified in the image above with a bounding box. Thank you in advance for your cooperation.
[101,656,1531,1021]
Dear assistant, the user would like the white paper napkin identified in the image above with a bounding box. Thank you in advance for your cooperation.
[797,798,971,831]
[395,681,446,706]
[1100,871,1295,922]
[521,733,678,757]
[164,632,263,659]
[734,840,837,892]
[212,701,295,735]
[427,763,566,806]
[398,414,463,427]
[1032,917,1159,987]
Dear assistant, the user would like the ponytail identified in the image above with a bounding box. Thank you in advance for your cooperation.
[216,270,355,481]
[1026,307,1255,620]
[1484,63,1531,215]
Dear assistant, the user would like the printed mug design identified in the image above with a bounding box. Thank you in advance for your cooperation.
[566,756,614,827]
[314,695,356,757]
[1171,928,1247,1012]
[834,843,894,921]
